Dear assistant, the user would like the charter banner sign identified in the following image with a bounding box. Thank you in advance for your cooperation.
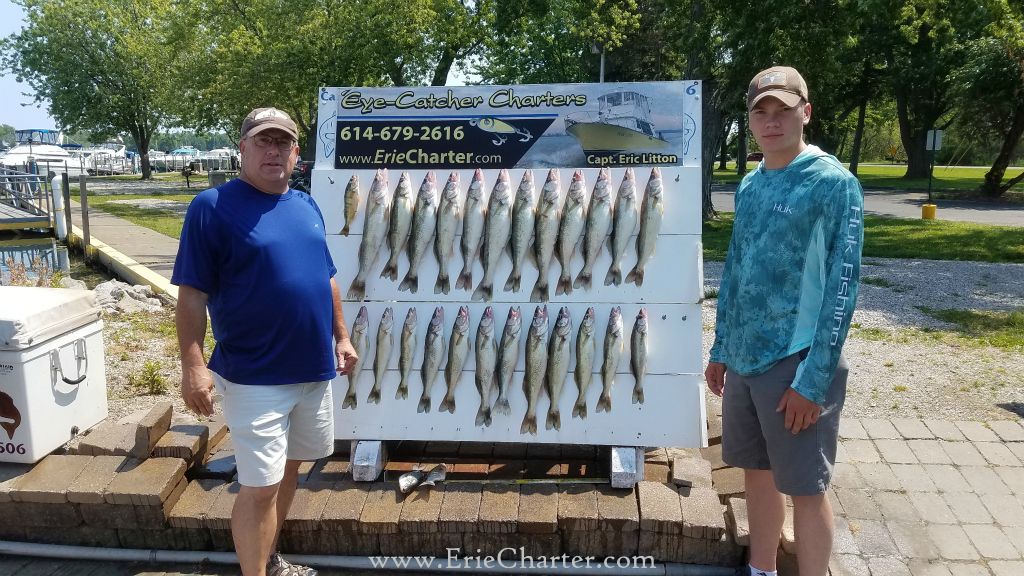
[316,82,701,169]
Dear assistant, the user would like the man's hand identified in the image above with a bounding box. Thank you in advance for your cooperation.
[776,388,822,434]
[336,337,358,375]
[181,365,215,416]
[705,362,726,397]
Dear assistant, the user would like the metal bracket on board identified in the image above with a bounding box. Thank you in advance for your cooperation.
[351,440,387,482]
[610,446,646,489]
[50,338,88,390]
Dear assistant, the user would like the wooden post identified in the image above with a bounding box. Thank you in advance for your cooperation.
[61,173,72,239]
[78,174,90,248]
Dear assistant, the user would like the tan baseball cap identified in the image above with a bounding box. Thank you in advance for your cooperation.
[747,66,809,110]
[240,107,298,140]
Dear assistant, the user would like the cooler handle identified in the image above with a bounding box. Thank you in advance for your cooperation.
[50,339,88,387]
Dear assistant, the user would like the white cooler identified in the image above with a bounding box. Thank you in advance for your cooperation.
[0,286,108,463]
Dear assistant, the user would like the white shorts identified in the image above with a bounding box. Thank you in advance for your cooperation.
[211,372,334,487]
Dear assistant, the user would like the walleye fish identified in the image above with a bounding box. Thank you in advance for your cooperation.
[625,167,665,287]
[474,306,498,427]
[472,169,513,301]
[419,306,446,413]
[572,307,596,419]
[545,306,572,431]
[368,306,393,404]
[341,174,359,236]
[419,463,449,488]
[605,168,639,286]
[347,169,390,301]
[631,308,648,404]
[399,466,427,494]
[399,172,439,293]
[396,307,417,400]
[434,172,462,295]
[456,169,486,291]
[520,305,549,435]
[504,170,536,293]
[439,305,471,414]
[381,171,415,281]
[555,170,587,296]
[494,306,521,416]
[342,306,370,410]
[596,306,623,413]
[575,167,613,290]
[530,169,561,302]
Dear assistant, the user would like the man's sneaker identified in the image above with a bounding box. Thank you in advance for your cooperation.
[267,553,318,576]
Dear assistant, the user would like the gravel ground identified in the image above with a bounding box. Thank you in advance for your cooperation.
[94,258,1023,430]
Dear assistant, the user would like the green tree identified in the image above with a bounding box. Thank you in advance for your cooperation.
[0,124,14,146]
[1,0,182,179]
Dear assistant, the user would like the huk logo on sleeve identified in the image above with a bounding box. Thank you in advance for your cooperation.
[0,392,22,440]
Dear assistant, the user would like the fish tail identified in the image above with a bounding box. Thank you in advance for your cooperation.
[380,258,398,281]
[395,383,408,400]
[572,394,588,419]
[632,385,645,405]
[625,265,644,287]
[345,280,365,302]
[530,280,548,303]
[342,392,357,410]
[493,396,511,416]
[434,273,450,295]
[367,387,381,404]
[604,265,622,286]
[475,406,492,427]
[520,414,537,435]
[545,409,561,431]
[341,224,350,236]
[503,271,518,292]
[471,281,492,302]
[596,393,612,413]
[455,268,472,291]
[573,270,591,290]
[439,393,456,414]
[556,274,572,296]
[398,272,418,293]
[417,395,432,413]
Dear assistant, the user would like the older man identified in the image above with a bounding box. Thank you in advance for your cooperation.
[173,107,357,576]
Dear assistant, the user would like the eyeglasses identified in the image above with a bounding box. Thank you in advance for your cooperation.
[249,134,296,150]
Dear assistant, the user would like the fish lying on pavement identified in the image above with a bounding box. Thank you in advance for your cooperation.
[399,466,427,494]
[575,167,613,290]
[341,174,359,236]
[605,168,638,286]
[396,307,417,400]
[342,306,370,410]
[434,172,462,295]
[456,169,486,291]
[419,463,449,488]
[475,306,498,426]
[494,306,521,416]
[439,305,471,414]
[556,170,587,296]
[347,169,390,301]
[399,172,439,293]
[419,306,446,413]
[530,169,561,303]
[631,308,648,404]
[572,306,596,419]
[505,170,536,293]
[473,169,513,301]
[597,306,623,413]
[368,306,393,404]
[625,167,664,287]
[545,306,572,431]
[381,171,415,281]
[520,305,549,435]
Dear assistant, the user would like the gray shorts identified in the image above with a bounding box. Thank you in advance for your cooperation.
[721,351,848,496]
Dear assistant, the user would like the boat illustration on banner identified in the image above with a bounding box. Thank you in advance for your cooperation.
[564,91,671,155]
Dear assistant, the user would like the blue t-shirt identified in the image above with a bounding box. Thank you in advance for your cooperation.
[709,146,863,404]
[171,178,338,385]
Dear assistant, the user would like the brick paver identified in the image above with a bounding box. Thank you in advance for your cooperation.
[927,524,980,560]
[990,560,1024,576]
[863,418,902,439]
[892,418,935,440]
[829,553,869,575]
[891,464,939,492]
[940,442,988,466]
[868,556,911,575]
[842,439,881,463]
[960,466,1012,495]
[988,420,1024,442]
[975,442,1022,467]
[907,559,953,575]
[849,518,899,555]
[856,462,902,490]
[908,439,953,465]
[954,421,1000,443]
[839,417,869,440]
[963,524,1022,559]
[923,464,972,493]
[908,492,958,525]
[888,521,938,558]
[943,491,993,524]
[924,420,967,441]
[834,488,882,520]
[876,491,922,523]
[981,493,1024,527]
[876,439,920,464]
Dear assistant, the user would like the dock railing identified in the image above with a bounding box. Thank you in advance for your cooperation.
[0,168,52,218]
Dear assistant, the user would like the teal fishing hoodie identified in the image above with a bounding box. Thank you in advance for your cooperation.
[709,145,864,405]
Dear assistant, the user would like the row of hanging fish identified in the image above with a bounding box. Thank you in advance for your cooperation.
[343,167,665,302]
[341,304,649,436]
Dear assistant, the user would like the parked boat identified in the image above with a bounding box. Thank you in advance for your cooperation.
[0,129,87,176]
[564,91,671,155]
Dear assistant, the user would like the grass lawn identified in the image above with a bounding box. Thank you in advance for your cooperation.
[84,194,195,239]
[712,163,1024,198]
[702,213,1024,263]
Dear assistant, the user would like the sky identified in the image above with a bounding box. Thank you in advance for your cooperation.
[0,0,57,130]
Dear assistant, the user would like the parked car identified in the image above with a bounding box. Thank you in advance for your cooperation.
[746,152,764,161]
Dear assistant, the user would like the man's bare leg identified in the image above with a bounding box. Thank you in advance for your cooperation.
[792,493,834,576]
[232,483,280,576]
[270,459,303,554]
[745,469,785,572]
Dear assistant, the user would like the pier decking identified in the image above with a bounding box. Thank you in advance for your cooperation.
[0,169,54,234]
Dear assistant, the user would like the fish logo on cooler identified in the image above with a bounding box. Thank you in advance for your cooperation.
[0,392,22,440]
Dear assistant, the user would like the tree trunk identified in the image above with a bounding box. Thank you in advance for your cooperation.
[717,120,729,170]
[980,97,1024,197]
[736,115,748,175]
[431,47,457,86]
[131,129,153,180]
[700,81,724,221]
[849,97,867,176]
[894,93,931,178]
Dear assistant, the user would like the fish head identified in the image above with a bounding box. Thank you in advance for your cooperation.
[582,307,596,331]
[593,167,611,200]
[346,174,359,191]
[618,167,637,199]
[430,306,444,327]
[468,168,485,200]
[403,307,418,330]
[646,167,663,198]
[530,305,548,332]
[636,308,648,331]
[479,306,495,332]
[541,169,561,205]
[492,168,511,203]
[455,305,470,332]
[419,171,438,201]
[568,169,586,201]
[370,169,390,203]
[609,306,622,334]
[517,170,534,197]
[506,306,522,334]
[380,307,394,329]
[555,306,572,336]
[442,172,460,202]
[354,306,369,331]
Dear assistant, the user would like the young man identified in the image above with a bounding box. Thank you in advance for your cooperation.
[705,67,863,576]
[173,107,358,576]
